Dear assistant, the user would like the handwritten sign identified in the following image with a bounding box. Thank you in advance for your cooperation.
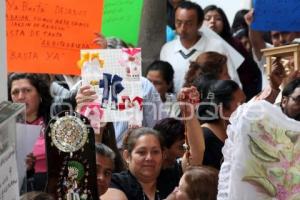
[7,0,103,75]
[0,147,19,200]
[252,0,300,31]
[0,101,25,192]
[101,0,143,46]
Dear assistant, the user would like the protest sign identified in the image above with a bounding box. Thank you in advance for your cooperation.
[0,147,19,200]
[0,101,25,199]
[7,0,103,75]
[101,0,143,46]
[252,0,300,31]
[7,0,144,75]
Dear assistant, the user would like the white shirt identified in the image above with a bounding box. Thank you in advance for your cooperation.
[160,31,242,93]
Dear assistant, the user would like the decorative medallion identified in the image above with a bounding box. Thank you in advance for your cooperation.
[50,114,88,153]
[46,111,98,199]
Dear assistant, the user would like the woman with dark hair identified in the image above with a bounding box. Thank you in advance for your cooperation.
[8,73,54,191]
[231,9,256,54]
[203,5,262,101]
[232,9,249,34]
[165,166,219,200]
[146,60,175,102]
[102,86,205,199]
[196,79,246,169]
[204,5,232,43]
[8,73,53,123]
[146,60,179,117]
[102,127,167,200]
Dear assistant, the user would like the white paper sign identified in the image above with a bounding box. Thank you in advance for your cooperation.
[16,124,41,189]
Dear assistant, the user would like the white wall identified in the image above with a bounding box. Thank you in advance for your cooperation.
[0,0,7,101]
[192,0,251,25]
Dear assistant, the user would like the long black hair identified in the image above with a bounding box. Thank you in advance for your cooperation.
[204,5,232,43]
[232,9,249,34]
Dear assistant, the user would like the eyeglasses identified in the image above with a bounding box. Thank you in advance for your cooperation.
[289,95,300,104]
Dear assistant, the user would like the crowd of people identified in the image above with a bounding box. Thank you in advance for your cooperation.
[8,0,300,199]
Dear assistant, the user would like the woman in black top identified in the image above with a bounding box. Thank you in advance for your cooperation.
[102,87,205,200]
[197,79,246,169]
[103,127,167,200]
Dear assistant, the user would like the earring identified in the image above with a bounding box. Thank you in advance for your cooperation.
[40,97,43,103]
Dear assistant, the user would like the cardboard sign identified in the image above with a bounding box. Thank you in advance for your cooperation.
[0,101,25,199]
[80,48,143,123]
[252,0,300,31]
[7,0,103,75]
[101,0,143,46]
[0,147,19,200]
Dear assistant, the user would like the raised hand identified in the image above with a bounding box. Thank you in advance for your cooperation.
[269,58,286,90]
[177,86,200,118]
[75,85,98,112]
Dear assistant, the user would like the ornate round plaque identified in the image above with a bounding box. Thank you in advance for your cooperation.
[50,115,88,153]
